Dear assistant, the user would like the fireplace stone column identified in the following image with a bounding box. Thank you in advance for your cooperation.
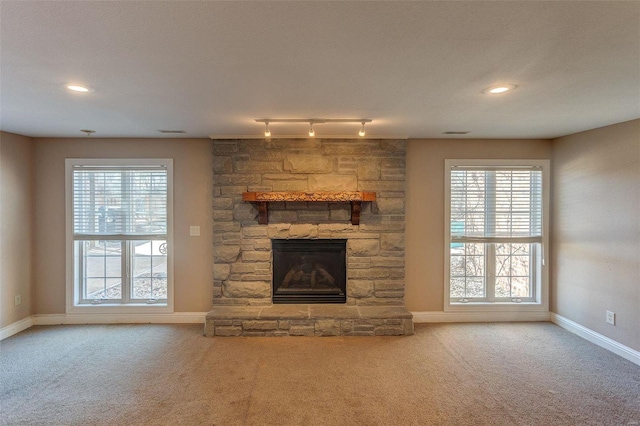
[207,138,412,336]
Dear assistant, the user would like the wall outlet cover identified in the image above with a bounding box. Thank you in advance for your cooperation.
[606,310,615,325]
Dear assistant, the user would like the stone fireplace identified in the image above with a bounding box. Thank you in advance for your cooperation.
[205,138,413,336]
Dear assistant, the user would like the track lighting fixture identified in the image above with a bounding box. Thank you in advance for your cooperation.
[255,118,372,138]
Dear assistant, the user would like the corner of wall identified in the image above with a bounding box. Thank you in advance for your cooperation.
[0,131,36,328]
[550,119,640,352]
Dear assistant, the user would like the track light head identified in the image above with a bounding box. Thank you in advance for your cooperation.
[255,118,372,137]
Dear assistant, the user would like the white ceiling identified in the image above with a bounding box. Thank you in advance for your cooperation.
[1,1,639,139]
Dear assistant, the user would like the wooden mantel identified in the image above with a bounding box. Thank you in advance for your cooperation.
[242,191,376,225]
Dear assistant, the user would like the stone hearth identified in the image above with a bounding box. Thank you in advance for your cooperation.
[205,305,413,337]
[208,138,412,336]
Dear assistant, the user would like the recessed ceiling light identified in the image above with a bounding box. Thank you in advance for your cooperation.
[63,83,95,93]
[483,84,517,94]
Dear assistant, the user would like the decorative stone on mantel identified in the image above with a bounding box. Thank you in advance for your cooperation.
[242,191,376,225]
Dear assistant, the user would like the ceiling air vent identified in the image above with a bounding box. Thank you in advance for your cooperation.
[442,131,470,135]
[158,129,186,134]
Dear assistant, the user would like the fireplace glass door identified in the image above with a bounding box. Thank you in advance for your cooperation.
[272,239,347,304]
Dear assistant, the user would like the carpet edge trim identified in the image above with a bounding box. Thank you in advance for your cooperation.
[31,312,208,326]
[411,311,551,323]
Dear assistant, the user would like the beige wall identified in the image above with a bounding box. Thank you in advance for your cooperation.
[33,138,213,314]
[551,119,640,351]
[4,124,638,354]
[0,132,34,328]
[405,139,552,312]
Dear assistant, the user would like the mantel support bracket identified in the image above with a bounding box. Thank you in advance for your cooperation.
[351,201,362,225]
[258,202,268,225]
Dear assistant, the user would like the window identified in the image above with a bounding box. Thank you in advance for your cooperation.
[66,159,173,312]
[445,159,549,311]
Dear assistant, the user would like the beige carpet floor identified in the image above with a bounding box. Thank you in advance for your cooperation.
[1,322,639,425]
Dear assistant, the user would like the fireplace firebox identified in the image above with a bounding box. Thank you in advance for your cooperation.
[272,239,347,304]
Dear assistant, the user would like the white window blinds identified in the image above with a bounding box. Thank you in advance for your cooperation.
[72,166,168,236]
[450,166,542,242]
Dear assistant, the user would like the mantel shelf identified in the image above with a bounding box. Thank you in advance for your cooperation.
[242,191,376,225]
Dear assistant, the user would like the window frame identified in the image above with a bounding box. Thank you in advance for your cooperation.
[65,158,174,314]
[444,159,550,312]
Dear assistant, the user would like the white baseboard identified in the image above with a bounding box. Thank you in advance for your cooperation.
[551,313,640,367]
[1,312,207,341]
[33,312,208,325]
[411,310,551,323]
[0,316,34,341]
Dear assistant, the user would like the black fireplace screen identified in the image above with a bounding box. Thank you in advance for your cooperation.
[272,239,347,304]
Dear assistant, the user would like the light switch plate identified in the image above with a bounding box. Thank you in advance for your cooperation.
[189,226,200,236]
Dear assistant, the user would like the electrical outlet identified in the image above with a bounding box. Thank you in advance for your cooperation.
[189,225,200,237]
[606,310,615,325]
[14,295,21,306]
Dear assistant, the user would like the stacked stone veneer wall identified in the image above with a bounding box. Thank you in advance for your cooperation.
[212,139,406,307]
